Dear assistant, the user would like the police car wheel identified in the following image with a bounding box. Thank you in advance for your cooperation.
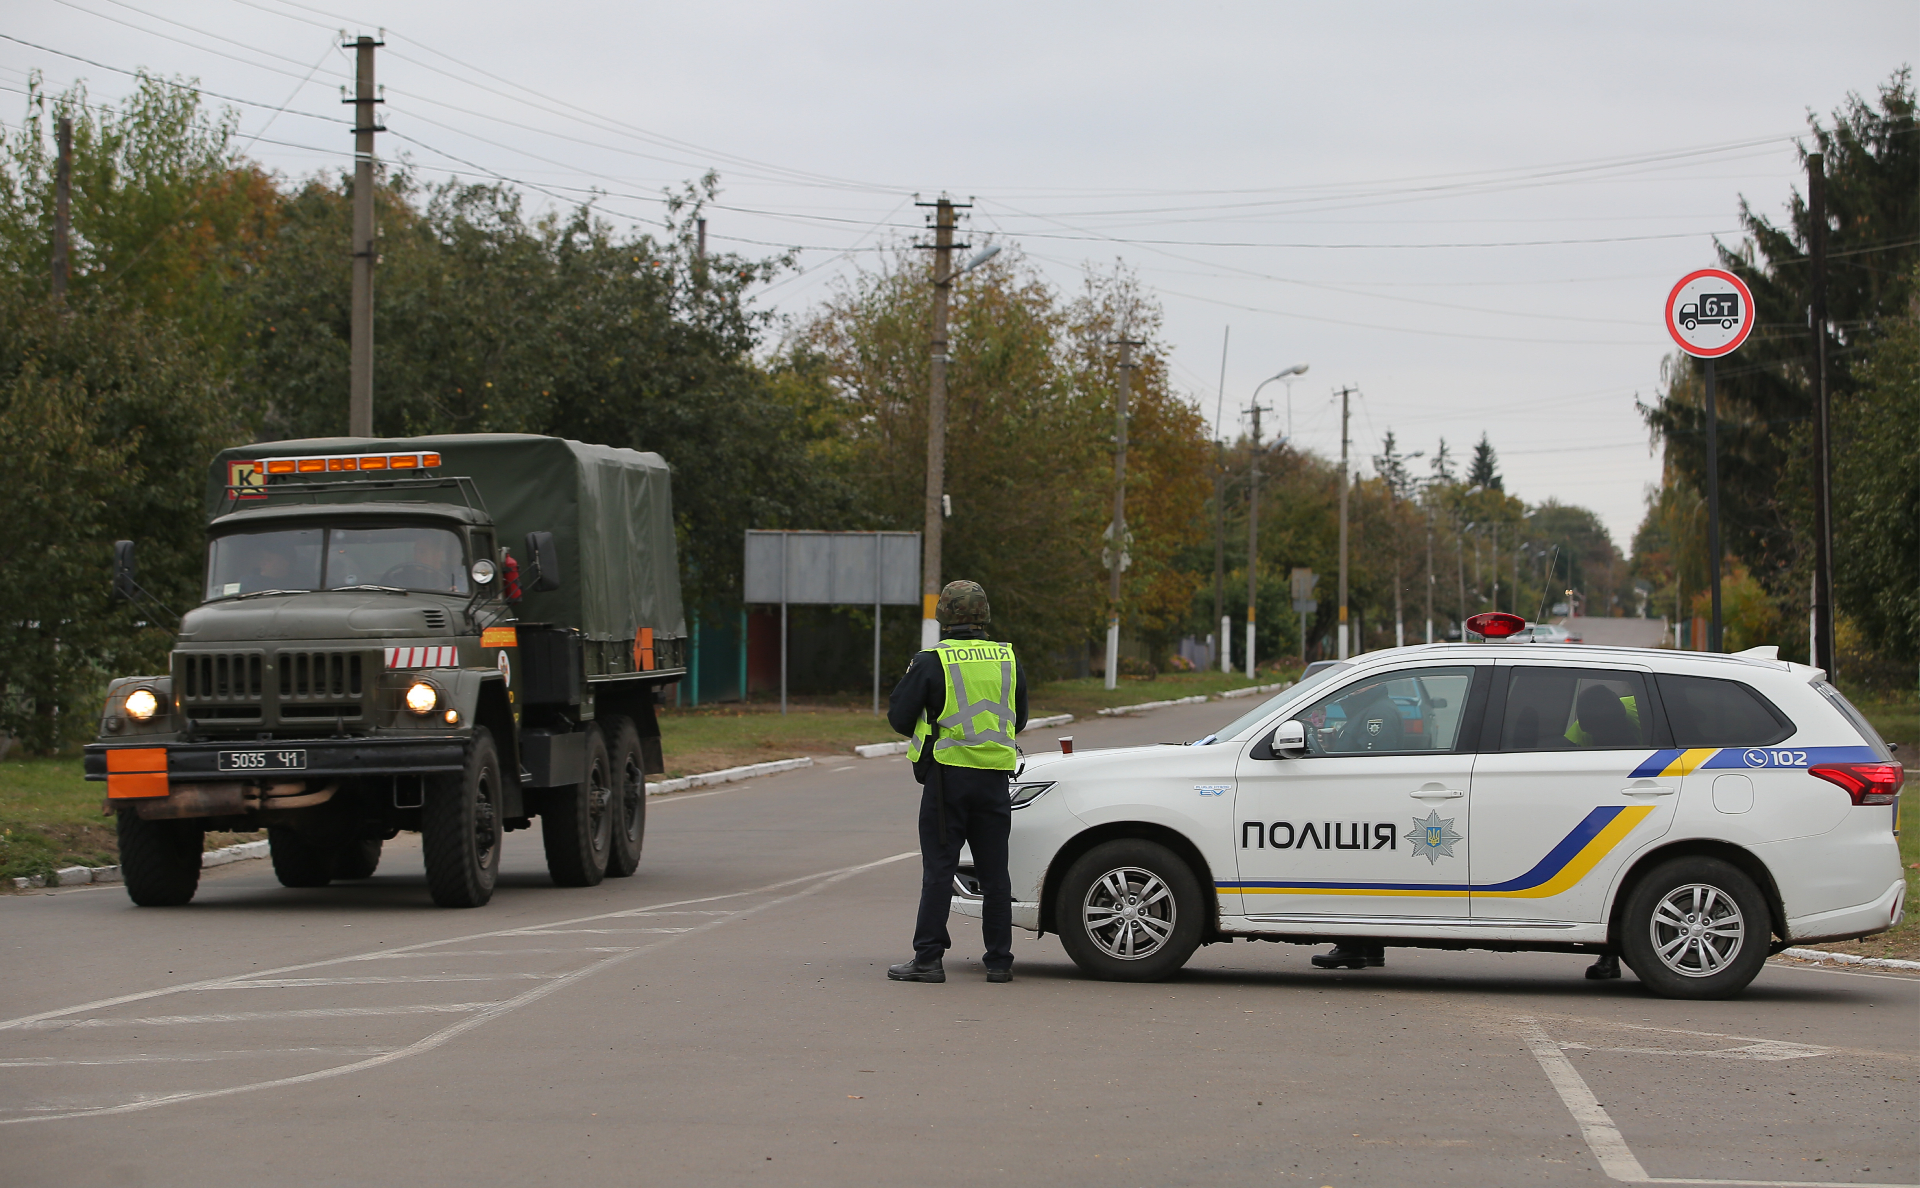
[1056,839,1204,982]
[1619,856,1769,1000]
[541,724,613,887]
[603,716,646,878]
[423,728,503,908]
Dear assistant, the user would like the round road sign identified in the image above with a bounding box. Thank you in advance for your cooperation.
[1665,268,1755,358]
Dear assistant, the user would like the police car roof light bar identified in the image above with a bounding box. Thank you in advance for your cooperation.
[1464,611,1527,639]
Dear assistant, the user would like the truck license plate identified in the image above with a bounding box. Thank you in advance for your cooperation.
[216,749,307,772]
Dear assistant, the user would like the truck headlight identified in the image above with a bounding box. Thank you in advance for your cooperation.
[1009,781,1054,809]
[404,681,439,715]
[124,688,160,722]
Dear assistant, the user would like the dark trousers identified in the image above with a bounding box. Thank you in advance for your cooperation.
[913,762,1013,970]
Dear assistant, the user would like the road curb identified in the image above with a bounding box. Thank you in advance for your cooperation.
[650,756,813,795]
[1778,946,1920,972]
[13,837,271,891]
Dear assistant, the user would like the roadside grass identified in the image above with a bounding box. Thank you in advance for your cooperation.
[0,755,263,886]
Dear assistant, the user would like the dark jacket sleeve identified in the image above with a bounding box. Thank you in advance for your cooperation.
[888,650,943,739]
[1014,664,1029,735]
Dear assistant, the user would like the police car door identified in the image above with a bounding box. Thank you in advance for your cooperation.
[1469,663,1676,924]
[1232,664,1486,921]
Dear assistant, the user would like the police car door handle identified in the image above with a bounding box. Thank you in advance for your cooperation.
[1409,785,1465,800]
[1621,781,1676,797]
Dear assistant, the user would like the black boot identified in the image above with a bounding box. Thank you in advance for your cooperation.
[986,968,1012,983]
[1584,953,1621,980]
[1312,943,1377,970]
[887,955,945,983]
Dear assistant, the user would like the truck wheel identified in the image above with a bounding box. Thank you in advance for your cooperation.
[542,724,613,887]
[116,809,204,907]
[1054,839,1205,982]
[333,838,383,880]
[424,728,503,908]
[604,716,646,878]
[269,826,335,888]
[1618,856,1770,1000]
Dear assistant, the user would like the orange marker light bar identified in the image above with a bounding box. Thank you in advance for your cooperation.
[253,453,442,475]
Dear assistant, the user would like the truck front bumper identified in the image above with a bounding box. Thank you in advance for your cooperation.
[85,736,470,786]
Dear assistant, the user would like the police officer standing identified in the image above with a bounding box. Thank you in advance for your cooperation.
[885,580,1028,985]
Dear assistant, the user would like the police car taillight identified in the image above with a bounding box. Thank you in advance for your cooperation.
[1464,611,1527,640]
[1809,762,1904,806]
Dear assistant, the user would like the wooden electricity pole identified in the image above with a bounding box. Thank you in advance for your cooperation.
[917,196,966,648]
[345,34,384,437]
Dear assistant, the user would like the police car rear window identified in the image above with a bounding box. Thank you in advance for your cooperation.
[1499,667,1653,750]
[1655,674,1792,748]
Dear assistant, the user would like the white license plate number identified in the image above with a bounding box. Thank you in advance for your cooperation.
[216,749,307,772]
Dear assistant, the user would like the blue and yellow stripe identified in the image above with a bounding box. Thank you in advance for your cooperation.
[1218,805,1656,900]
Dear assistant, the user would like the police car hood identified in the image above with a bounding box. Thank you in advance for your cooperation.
[1017,742,1177,778]
[178,590,465,643]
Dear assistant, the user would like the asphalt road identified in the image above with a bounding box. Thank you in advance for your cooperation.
[4,700,1915,1187]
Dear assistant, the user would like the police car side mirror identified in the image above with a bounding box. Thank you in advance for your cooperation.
[1271,719,1307,757]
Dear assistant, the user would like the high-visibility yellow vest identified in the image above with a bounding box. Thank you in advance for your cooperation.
[907,639,1020,770]
[1566,695,1640,747]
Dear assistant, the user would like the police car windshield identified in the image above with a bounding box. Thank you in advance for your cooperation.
[1190,660,1353,744]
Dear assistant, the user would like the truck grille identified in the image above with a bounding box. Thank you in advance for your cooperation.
[175,648,372,730]
[281,650,365,700]
[178,652,265,704]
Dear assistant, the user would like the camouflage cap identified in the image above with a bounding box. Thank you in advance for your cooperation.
[935,580,991,626]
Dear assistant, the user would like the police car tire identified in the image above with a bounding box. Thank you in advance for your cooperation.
[1055,839,1205,982]
[268,826,336,888]
[603,716,646,879]
[116,809,203,907]
[332,837,383,880]
[423,728,503,908]
[1618,856,1770,1000]
[541,724,613,888]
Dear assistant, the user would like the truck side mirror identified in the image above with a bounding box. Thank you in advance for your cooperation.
[1272,719,1307,756]
[112,540,137,601]
[524,531,562,592]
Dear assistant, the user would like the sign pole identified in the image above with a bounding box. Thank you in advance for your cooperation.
[1704,357,1722,652]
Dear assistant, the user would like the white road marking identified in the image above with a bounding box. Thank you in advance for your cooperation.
[350,947,639,959]
[0,1047,394,1068]
[509,927,693,935]
[205,974,562,989]
[1557,1040,1826,1061]
[1518,1016,1916,1188]
[14,1004,497,1031]
[0,850,918,1124]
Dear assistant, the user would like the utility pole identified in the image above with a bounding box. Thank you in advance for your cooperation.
[695,216,708,289]
[1491,523,1500,613]
[1244,400,1271,678]
[1213,327,1230,673]
[1424,502,1435,645]
[51,116,72,304]
[344,33,384,438]
[1808,154,1835,675]
[1104,335,1139,691]
[1335,386,1354,659]
[916,196,966,649]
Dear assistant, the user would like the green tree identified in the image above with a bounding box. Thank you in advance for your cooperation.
[1467,432,1503,491]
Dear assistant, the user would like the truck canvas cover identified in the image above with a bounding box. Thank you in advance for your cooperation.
[206,434,685,643]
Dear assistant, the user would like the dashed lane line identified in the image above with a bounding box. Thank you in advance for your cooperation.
[0,850,916,1124]
[205,974,564,989]
[13,1003,498,1031]
[1,1047,394,1068]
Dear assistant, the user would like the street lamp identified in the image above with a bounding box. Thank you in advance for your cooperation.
[1242,364,1308,679]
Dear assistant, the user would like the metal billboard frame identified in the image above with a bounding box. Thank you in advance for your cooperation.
[744,530,922,714]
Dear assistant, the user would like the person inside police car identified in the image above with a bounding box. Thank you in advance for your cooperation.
[885,580,1029,984]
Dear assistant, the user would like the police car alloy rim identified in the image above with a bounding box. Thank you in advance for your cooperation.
[1648,883,1746,978]
[1082,866,1176,960]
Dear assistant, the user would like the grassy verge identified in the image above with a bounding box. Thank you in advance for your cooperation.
[0,755,263,886]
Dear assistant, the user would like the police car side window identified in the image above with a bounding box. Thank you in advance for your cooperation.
[1499,668,1653,751]
[1656,674,1792,748]
[1289,666,1476,756]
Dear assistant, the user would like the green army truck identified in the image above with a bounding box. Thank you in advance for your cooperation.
[83,434,687,908]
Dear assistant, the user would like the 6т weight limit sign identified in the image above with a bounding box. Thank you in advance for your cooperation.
[1665,267,1755,358]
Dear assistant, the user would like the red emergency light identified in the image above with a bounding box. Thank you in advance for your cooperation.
[1465,611,1528,639]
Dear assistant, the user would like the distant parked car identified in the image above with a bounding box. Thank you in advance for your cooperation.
[1513,623,1577,644]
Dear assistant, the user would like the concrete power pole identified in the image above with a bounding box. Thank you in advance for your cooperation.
[1807,154,1836,675]
[1213,327,1230,673]
[345,33,384,438]
[1244,401,1270,678]
[1104,337,1138,690]
[917,196,965,649]
[1336,386,1354,659]
[1424,501,1435,644]
[51,117,72,304]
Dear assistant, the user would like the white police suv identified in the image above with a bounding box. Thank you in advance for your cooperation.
[959,616,1904,1000]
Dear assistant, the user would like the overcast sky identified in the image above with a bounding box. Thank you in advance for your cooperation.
[7,2,1913,548]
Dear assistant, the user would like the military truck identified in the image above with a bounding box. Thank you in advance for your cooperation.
[83,434,687,908]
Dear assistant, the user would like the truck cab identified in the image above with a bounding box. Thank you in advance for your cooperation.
[86,435,687,908]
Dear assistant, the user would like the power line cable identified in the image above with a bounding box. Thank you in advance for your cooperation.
[0,31,345,124]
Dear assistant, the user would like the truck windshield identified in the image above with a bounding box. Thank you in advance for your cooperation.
[207,526,469,599]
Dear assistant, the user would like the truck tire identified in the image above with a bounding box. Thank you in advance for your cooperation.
[269,826,335,888]
[604,716,646,878]
[1054,839,1205,983]
[424,728,503,908]
[117,809,204,907]
[333,838,383,880]
[542,724,613,887]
